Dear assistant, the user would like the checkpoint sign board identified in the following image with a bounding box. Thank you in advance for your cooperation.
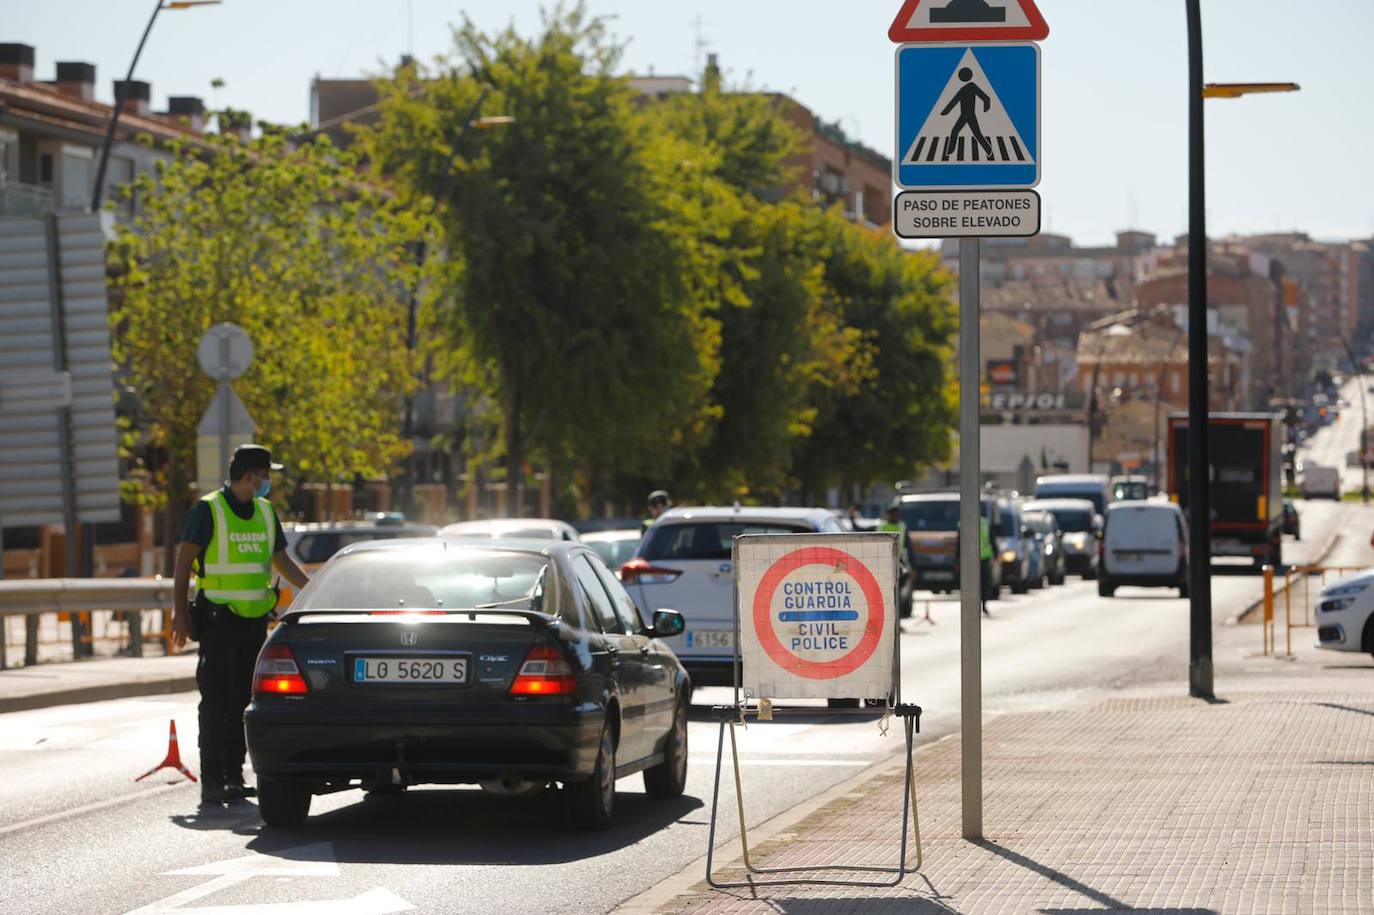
[735,533,897,701]
[888,0,1050,43]
[895,42,1040,191]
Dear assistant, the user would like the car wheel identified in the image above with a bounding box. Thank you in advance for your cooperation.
[257,777,311,828]
[827,698,861,709]
[566,724,616,830]
[1097,579,1115,598]
[898,576,915,619]
[644,696,688,798]
[1012,577,1029,595]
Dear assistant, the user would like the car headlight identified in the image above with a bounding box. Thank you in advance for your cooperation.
[1045,544,1055,555]
[1001,549,1017,563]
[1320,597,1356,612]
[1323,582,1370,599]
[1064,533,1088,548]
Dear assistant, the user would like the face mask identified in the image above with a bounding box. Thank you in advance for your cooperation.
[255,476,272,499]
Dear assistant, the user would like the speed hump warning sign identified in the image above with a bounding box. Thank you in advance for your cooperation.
[735,533,899,701]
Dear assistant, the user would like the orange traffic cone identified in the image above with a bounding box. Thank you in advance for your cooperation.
[135,720,198,783]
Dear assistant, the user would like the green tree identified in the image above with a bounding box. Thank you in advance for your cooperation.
[110,129,443,539]
[790,220,958,497]
[363,5,720,514]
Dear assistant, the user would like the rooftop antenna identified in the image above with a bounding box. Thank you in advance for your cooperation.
[690,14,712,78]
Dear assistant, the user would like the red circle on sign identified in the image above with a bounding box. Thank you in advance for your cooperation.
[751,546,887,680]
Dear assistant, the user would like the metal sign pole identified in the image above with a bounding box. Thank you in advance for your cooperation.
[958,237,983,839]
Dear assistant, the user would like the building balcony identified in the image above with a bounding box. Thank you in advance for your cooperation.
[0,179,54,217]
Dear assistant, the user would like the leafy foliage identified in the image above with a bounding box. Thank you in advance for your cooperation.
[110,130,444,513]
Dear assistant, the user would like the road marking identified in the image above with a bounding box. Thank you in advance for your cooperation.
[0,782,185,837]
[123,842,413,914]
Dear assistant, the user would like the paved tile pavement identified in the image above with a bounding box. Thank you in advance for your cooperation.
[645,664,1374,915]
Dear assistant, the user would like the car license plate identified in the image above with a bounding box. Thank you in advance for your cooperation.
[924,570,955,581]
[685,629,733,649]
[352,657,468,684]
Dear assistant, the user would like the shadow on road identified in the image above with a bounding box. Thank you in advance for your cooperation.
[238,787,704,865]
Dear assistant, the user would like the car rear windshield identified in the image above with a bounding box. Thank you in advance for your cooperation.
[293,530,424,565]
[296,550,552,612]
[1046,509,1093,533]
[1037,485,1104,514]
[901,500,959,531]
[642,522,812,561]
[587,537,641,568]
[1112,481,1148,500]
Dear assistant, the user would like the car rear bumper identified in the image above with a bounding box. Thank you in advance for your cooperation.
[1063,553,1096,573]
[912,565,959,589]
[1101,571,1183,588]
[245,701,603,785]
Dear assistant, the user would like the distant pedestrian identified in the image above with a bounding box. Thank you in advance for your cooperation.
[171,444,310,807]
[644,489,671,529]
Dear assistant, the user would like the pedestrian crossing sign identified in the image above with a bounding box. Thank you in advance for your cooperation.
[895,42,1040,190]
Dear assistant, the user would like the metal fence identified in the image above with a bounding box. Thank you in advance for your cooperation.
[1258,564,1364,657]
[0,578,177,668]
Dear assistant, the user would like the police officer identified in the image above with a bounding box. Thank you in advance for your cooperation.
[171,444,310,806]
[643,489,671,529]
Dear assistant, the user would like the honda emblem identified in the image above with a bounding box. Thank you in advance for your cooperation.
[400,630,418,646]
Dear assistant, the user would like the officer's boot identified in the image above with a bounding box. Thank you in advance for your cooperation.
[222,769,257,801]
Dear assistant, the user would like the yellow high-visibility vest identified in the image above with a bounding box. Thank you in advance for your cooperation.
[197,491,277,617]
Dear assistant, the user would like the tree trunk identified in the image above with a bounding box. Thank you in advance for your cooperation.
[505,394,524,519]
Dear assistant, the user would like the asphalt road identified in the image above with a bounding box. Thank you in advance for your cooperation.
[0,499,1367,915]
[1301,376,1368,495]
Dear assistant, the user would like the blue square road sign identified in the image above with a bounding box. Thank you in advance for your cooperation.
[895,42,1040,191]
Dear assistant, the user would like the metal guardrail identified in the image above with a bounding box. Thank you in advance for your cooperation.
[0,578,177,668]
[1258,564,1364,657]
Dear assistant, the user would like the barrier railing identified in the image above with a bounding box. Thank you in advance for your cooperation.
[1258,564,1365,657]
[0,578,178,669]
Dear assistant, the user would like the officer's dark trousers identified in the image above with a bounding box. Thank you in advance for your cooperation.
[196,603,268,789]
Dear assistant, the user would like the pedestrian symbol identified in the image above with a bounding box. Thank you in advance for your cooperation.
[894,42,1040,190]
[903,49,1033,168]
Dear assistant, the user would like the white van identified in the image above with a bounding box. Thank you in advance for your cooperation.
[1034,474,1112,516]
[1299,463,1340,500]
[1098,501,1189,598]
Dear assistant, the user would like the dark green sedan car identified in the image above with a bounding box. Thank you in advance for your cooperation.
[245,538,689,830]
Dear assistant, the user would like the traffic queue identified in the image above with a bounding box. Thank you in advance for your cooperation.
[181,453,1262,831]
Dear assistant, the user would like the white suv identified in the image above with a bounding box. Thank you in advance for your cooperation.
[1316,570,1374,659]
[620,506,844,687]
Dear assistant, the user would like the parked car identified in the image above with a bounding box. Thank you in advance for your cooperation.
[1110,475,1150,501]
[1315,569,1374,660]
[1097,501,1189,598]
[581,528,643,569]
[1021,498,1101,579]
[1282,501,1301,540]
[1022,510,1065,586]
[1034,474,1112,516]
[620,506,843,687]
[437,518,581,541]
[994,498,1036,594]
[245,538,690,830]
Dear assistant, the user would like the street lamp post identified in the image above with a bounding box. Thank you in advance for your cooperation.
[90,0,221,212]
[1184,0,1299,700]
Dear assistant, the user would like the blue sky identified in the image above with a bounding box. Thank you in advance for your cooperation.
[9,0,1372,245]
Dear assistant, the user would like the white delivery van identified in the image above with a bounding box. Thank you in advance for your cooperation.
[1299,463,1341,500]
[1034,474,1111,516]
[1098,501,1189,598]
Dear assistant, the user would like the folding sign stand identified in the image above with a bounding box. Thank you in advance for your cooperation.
[704,533,924,890]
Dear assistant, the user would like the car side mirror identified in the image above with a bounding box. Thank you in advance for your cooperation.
[651,608,685,638]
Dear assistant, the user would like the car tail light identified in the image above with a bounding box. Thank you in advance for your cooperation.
[254,642,308,696]
[509,642,576,696]
[620,557,682,585]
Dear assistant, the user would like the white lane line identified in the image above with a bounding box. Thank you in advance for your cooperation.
[0,782,187,838]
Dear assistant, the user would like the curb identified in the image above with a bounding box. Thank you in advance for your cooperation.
[611,731,955,915]
[0,674,197,715]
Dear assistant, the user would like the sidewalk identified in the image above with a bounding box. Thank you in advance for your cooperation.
[626,641,1374,914]
[0,653,198,713]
